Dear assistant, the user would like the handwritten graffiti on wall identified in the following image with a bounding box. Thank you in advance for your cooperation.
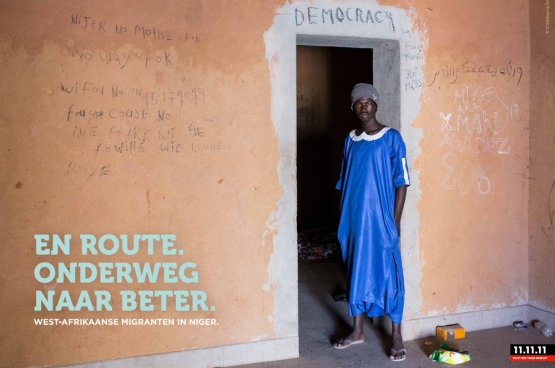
[63,84,210,152]
[541,181,555,251]
[403,42,424,90]
[70,14,201,43]
[294,6,396,31]
[403,42,425,95]
[296,84,317,103]
[437,84,519,195]
[428,61,523,87]
[57,13,217,182]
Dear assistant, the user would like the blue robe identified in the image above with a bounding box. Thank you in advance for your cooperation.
[336,127,410,324]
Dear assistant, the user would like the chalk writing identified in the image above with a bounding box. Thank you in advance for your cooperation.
[95,141,146,155]
[67,161,110,181]
[403,43,425,92]
[94,125,177,155]
[60,82,206,110]
[72,125,98,138]
[114,86,205,109]
[540,181,555,251]
[134,24,173,41]
[438,84,517,137]
[98,50,134,68]
[61,82,105,95]
[404,66,424,91]
[63,94,220,160]
[183,33,201,43]
[297,84,317,103]
[160,140,182,154]
[440,152,492,195]
[295,6,396,32]
[108,126,150,141]
[440,135,511,155]
[115,24,127,34]
[188,122,204,137]
[71,14,106,32]
[59,13,215,178]
[437,84,518,195]
[67,115,223,156]
[403,53,422,61]
[158,128,175,140]
[66,109,102,122]
[71,46,172,69]
[191,141,223,153]
[158,127,181,153]
[70,14,200,43]
[428,61,523,86]
[157,110,171,122]
[140,88,204,108]
[66,105,149,122]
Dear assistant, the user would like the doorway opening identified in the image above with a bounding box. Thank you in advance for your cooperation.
[296,36,400,261]
[296,45,373,236]
[295,36,401,354]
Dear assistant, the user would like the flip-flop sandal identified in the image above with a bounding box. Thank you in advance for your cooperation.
[332,338,365,349]
[390,348,407,361]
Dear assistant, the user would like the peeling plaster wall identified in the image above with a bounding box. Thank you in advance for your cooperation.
[529,1,555,314]
[0,0,538,367]
[270,0,529,336]
[412,0,530,318]
[0,1,284,366]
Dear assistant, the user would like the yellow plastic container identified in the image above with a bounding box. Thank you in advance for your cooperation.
[436,324,466,341]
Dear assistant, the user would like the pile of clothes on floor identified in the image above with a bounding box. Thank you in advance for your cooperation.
[297,227,341,261]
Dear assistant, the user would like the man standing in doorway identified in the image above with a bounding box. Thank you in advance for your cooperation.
[333,83,409,362]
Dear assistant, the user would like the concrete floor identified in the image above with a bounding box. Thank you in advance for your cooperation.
[243,261,554,368]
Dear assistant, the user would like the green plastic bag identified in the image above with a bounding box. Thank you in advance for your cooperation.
[429,342,471,364]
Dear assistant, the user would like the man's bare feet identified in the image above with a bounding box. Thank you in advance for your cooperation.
[332,314,365,348]
[390,323,406,361]
[333,331,365,348]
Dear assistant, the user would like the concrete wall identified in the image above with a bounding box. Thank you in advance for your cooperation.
[413,0,530,318]
[0,1,290,366]
[529,1,555,314]
[0,0,544,367]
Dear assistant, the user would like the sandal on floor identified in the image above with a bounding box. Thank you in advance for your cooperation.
[390,348,407,361]
[332,338,364,349]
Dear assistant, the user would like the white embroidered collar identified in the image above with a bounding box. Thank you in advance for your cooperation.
[349,127,390,141]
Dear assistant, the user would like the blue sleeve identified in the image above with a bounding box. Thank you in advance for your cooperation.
[391,132,410,188]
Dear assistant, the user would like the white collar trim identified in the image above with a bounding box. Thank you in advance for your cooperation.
[350,127,390,141]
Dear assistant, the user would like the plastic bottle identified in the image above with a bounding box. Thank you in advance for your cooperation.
[533,320,553,337]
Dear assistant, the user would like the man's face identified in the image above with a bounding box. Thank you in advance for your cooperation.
[353,98,377,122]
